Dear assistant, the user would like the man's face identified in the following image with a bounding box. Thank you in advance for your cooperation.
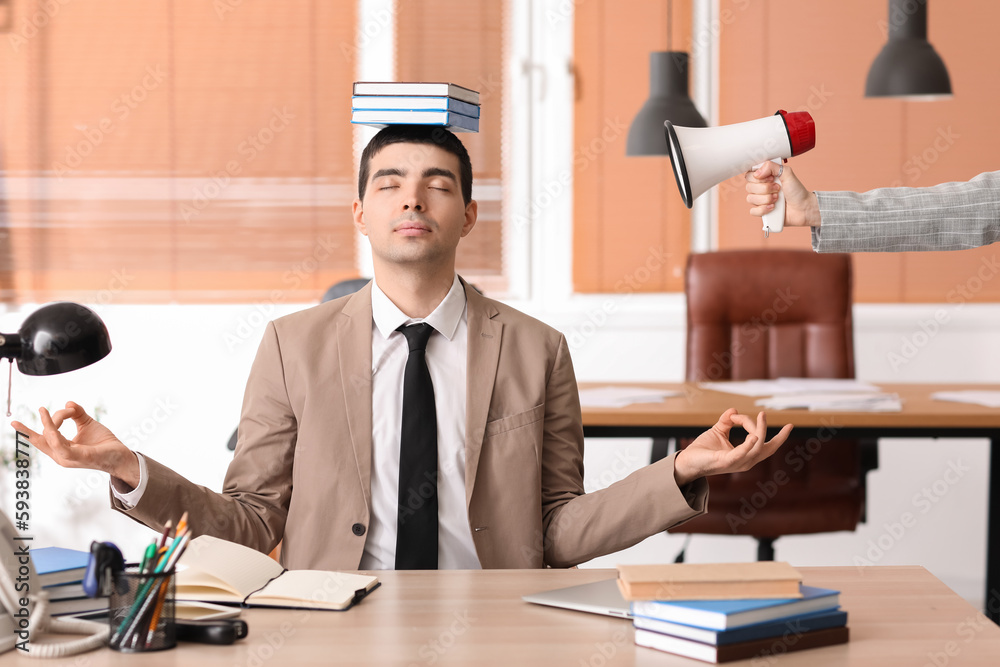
[353,142,477,269]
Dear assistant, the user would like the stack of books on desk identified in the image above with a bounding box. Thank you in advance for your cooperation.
[618,562,849,664]
[352,82,480,132]
[32,546,109,617]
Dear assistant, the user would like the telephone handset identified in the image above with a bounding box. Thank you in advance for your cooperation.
[0,507,108,657]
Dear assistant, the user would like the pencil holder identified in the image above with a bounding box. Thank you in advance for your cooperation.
[108,565,177,652]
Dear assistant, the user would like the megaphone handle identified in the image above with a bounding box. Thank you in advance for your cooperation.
[761,158,785,237]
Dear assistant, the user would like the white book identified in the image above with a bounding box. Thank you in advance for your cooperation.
[352,81,480,105]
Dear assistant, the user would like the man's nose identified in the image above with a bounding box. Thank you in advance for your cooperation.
[401,185,424,211]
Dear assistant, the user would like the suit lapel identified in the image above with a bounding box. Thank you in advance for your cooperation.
[463,279,502,506]
[338,284,375,510]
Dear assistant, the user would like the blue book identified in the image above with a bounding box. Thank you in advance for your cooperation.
[352,96,480,118]
[31,546,90,587]
[351,109,479,133]
[634,609,847,646]
[629,585,840,631]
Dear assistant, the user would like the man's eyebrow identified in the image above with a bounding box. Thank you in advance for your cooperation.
[371,168,405,181]
[422,167,457,182]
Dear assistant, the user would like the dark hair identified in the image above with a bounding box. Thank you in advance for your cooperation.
[358,125,474,205]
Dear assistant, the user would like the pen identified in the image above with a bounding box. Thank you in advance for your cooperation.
[112,515,192,647]
[140,541,156,574]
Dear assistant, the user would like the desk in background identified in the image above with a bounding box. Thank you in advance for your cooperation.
[581,382,1000,624]
[22,567,1000,665]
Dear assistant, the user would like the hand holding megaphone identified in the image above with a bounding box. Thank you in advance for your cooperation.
[663,110,815,237]
[745,161,822,228]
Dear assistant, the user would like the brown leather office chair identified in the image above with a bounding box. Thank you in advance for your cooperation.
[667,249,877,561]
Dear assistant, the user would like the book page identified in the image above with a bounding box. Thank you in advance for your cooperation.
[177,535,284,600]
[250,569,378,610]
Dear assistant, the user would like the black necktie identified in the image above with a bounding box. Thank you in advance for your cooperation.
[395,323,438,569]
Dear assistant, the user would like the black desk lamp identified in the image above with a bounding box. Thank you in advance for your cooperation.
[0,302,111,376]
[866,0,951,99]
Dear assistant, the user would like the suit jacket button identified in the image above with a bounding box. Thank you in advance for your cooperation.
[352,523,366,536]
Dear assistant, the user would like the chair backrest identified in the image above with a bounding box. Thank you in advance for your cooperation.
[685,250,854,382]
[322,278,372,303]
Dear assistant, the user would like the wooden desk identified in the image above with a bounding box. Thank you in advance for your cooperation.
[581,382,1000,624]
[24,567,1000,665]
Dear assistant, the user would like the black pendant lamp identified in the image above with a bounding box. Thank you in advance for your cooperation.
[865,0,952,99]
[0,302,111,376]
[626,1,707,156]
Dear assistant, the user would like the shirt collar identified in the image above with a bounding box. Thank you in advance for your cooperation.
[371,274,467,341]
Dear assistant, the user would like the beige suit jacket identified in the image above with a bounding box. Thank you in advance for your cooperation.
[112,280,707,569]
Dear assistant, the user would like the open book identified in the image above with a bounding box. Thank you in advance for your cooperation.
[175,536,379,611]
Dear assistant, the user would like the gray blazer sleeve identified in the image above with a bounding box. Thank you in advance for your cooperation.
[811,171,1000,252]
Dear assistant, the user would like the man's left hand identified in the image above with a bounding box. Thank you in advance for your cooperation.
[673,409,793,486]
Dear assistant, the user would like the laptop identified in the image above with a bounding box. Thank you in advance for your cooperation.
[522,578,632,619]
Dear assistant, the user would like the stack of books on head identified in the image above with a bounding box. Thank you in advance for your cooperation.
[618,562,849,664]
[32,546,109,617]
[352,82,480,133]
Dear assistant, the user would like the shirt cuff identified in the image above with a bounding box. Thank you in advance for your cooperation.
[110,452,149,508]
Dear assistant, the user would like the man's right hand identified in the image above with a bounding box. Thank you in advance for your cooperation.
[745,162,822,227]
[12,402,141,489]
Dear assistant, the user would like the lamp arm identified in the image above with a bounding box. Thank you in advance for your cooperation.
[0,334,21,362]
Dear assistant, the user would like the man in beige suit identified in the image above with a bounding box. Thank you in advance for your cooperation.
[18,126,792,571]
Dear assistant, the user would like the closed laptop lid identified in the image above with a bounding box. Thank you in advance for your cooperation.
[522,578,631,619]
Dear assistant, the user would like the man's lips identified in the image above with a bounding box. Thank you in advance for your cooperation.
[395,221,431,235]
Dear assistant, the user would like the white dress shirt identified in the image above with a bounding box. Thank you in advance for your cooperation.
[363,274,479,569]
[114,274,481,570]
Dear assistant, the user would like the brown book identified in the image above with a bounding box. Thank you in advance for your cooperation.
[616,562,802,601]
[635,625,849,663]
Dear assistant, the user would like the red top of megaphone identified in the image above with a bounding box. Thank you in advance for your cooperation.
[776,110,815,156]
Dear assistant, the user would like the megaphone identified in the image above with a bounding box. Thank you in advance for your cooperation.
[664,110,815,236]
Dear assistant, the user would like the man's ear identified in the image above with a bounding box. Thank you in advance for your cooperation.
[460,199,478,238]
[352,199,367,236]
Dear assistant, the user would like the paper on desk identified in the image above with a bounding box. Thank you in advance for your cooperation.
[931,390,1000,409]
[578,386,681,408]
[755,392,902,412]
[700,378,881,396]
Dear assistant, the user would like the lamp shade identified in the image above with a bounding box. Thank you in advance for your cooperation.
[0,302,112,376]
[627,52,707,156]
[865,0,951,99]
